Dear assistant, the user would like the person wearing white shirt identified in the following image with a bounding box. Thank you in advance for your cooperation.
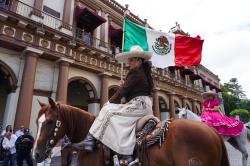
[2,131,17,166]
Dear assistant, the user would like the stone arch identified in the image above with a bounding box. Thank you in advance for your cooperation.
[67,76,98,110]
[0,60,17,92]
[159,96,169,120]
[0,60,18,126]
[108,85,119,99]
[195,103,201,115]
[173,97,182,108]
[159,96,168,112]
[184,100,192,111]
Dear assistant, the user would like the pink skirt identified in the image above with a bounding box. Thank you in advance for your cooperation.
[201,110,244,136]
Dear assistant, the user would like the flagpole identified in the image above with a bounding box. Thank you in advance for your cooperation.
[120,6,129,81]
[120,18,125,81]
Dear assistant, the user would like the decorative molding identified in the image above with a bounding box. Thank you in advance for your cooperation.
[3,26,15,37]
[39,38,51,49]
[17,21,28,28]
[0,13,8,21]
[25,47,43,55]
[53,34,61,40]
[56,44,66,54]
[22,32,34,43]
[56,57,74,64]
[98,72,112,77]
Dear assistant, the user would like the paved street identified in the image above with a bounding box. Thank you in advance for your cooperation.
[226,141,250,166]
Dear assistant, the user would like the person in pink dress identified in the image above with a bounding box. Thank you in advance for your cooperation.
[201,90,244,136]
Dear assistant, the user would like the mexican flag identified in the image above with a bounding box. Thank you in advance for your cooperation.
[123,19,204,68]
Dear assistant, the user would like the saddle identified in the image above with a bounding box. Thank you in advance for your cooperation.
[102,115,171,166]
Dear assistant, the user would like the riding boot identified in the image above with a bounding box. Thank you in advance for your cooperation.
[73,133,95,152]
[119,155,134,166]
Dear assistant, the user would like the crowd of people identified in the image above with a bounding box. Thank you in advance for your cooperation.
[0,125,34,166]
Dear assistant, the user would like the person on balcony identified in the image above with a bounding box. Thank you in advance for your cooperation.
[83,32,91,45]
[78,45,154,165]
[201,90,244,136]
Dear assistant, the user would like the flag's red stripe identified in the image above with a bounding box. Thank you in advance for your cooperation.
[174,34,204,66]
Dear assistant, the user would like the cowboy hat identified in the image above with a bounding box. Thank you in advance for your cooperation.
[115,45,152,63]
[202,90,218,97]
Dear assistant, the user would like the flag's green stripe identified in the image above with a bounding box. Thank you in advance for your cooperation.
[123,19,149,52]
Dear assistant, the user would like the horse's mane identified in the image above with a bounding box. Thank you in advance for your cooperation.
[57,103,96,143]
[181,108,200,121]
[185,109,201,121]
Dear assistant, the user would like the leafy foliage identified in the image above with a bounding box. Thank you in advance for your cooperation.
[229,109,250,122]
[221,78,249,115]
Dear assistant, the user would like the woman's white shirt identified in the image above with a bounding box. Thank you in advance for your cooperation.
[2,134,17,154]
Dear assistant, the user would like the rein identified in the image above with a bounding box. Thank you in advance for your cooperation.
[44,104,62,157]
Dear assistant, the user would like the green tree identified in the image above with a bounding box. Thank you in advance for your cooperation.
[221,78,248,115]
[223,78,246,99]
[229,109,250,123]
[240,99,250,110]
[221,84,240,115]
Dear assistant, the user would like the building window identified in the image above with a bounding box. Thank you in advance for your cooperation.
[43,5,60,19]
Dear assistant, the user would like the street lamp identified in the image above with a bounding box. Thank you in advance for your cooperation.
[227,91,232,114]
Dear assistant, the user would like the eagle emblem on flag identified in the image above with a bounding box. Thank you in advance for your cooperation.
[152,36,171,55]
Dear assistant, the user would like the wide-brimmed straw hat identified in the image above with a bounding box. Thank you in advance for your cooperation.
[202,90,218,97]
[115,45,152,63]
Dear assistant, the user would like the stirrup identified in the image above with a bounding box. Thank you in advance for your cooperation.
[119,155,138,166]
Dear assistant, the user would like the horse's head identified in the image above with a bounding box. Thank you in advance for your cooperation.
[177,108,188,119]
[33,97,66,163]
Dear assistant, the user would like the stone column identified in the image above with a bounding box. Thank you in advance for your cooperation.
[56,58,73,103]
[182,96,187,108]
[34,0,43,10]
[99,72,112,108]
[169,93,176,119]
[153,88,160,119]
[192,100,197,114]
[62,0,74,31]
[62,0,72,24]
[29,0,44,22]
[14,47,43,130]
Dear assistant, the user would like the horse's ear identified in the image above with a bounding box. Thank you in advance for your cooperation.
[37,99,46,108]
[48,97,57,110]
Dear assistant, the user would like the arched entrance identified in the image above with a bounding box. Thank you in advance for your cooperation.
[0,60,17,126]
[159,97,169,120]
[67,77,97,111]
[174,99,181,114]
[184,102,192,112]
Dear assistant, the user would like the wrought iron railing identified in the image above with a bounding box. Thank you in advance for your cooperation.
[6,1,73,32]
[75,28,121,56]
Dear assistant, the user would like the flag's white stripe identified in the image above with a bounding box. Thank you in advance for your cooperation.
[145,28,176,68]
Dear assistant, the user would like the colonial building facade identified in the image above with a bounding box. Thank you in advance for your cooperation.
[0,0,221,135]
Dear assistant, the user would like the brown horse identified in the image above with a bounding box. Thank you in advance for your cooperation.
[33,97,230,166]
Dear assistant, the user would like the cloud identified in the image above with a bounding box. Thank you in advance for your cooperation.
[116,0,250,98]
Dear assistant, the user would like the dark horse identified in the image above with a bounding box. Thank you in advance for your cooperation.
[33,98,230,166]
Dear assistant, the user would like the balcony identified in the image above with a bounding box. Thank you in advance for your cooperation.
[0,0,121,57]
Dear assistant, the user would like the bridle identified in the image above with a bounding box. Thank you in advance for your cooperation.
[44,104,62,158]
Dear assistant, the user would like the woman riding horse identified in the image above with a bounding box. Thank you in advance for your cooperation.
[80,45,154,164]
[201,90,244,136]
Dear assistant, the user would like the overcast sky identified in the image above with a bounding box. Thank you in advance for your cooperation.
[116,0,250,98]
